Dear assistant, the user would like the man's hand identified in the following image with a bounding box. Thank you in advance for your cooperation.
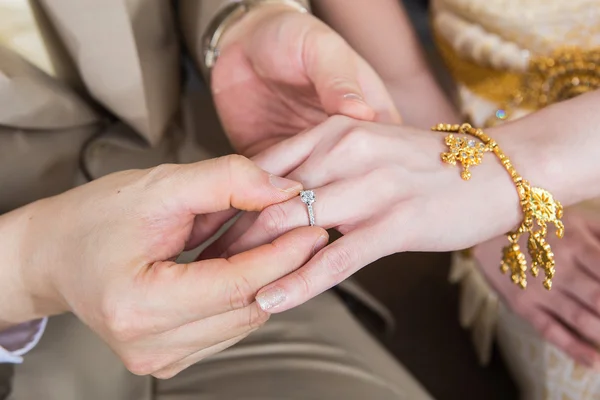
[211,3,401,157]
[0,155,327,378]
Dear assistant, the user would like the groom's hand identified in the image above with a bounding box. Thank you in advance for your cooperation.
[211,2,401,157]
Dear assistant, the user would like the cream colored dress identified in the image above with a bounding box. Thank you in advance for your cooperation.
[431,0,600,399]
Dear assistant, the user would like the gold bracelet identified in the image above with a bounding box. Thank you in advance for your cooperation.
[432,123,565,290]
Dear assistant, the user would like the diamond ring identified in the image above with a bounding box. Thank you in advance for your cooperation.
[300,190,316,226]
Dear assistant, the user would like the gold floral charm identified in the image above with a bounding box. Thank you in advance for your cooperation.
[527,187,565,238]
[432,123,565,290]
[441,134,488,180]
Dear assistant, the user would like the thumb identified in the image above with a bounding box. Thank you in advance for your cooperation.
[162,155,303,215]
[303,30,376,121]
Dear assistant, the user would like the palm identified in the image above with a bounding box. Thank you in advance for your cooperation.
[211,10,398,157]
[212,43,327,156]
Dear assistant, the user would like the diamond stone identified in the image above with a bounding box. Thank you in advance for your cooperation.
[468,140,476,147]
[300,190,315,205]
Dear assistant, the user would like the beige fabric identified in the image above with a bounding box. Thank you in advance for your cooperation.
[0,45,98,130]
[10,292,431,400]
[37,0,180,146]
[0,0,82,88]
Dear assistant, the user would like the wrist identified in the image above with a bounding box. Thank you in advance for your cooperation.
[489,91,600,209]
[0,200,66,327]
[219,2,307,52]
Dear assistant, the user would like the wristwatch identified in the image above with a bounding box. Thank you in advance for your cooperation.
[200,0,310,82]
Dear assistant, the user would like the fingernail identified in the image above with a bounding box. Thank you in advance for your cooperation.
[256,287,286,311]
[343,93,365,102]
[312,234,328,255]
[269,174,302,193]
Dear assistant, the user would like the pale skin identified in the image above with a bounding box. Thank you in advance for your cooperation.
[0,155,328,379]
[206,89,600,366]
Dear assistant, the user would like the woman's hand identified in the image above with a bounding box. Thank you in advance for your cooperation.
[211,3,401,157]
[0,155,327,378]
[476,211,600,368]
[202,116,523,311]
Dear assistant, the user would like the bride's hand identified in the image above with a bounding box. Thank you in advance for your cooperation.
[476,211,600,368]
[201,116,523,312]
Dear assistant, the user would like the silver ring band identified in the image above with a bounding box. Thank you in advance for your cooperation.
[300,190,316,226]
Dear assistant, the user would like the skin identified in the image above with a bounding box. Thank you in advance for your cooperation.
[211,3,402,157]
[206,89,600,366]
[313,0,459,127]
[0,155,328,378]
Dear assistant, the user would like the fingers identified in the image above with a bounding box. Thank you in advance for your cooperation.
[147,226,328,327]
[154,155,303,215]
[574,228,600,281]
[146,303,266,378]
[152,333,248,379]
[558,267,600,319]
[302,30,375,121]
[210,171,399,258]
[125,302,266,377]
[250,115,354,176]
[548,291,600,346]
[520,308,600,368]
[185,209,240,250]
[198,211,259,260]
[256,219,398,313]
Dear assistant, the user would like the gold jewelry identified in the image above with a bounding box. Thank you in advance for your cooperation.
[201,0,309,82]
[432,123,565,290]
[433,31,600,127]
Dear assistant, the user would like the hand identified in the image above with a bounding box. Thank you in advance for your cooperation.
[2,155,327,378]
[211,3,401,157]
[201,116,522,312]
[475,210,600,368]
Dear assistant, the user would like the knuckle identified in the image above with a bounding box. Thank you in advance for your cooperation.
[122,354,162,376]
[294,269,314,298]
[102,302,146,343]
[332,127,373,160]
[228,275,255,310]
[246,306,270,330]
[320,246,355,278]
[223,154,252,174]
[259,204,289,238]
[143,163,179,188]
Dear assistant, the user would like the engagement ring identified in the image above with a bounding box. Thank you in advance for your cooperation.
[300,190,316,226]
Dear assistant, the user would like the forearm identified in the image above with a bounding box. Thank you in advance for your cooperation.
[313,0,458,126]
[492,90,600,210]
